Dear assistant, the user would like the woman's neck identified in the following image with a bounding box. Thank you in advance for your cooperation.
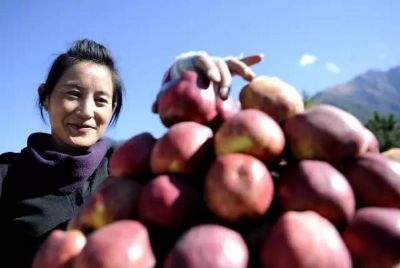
[49,136,92,155]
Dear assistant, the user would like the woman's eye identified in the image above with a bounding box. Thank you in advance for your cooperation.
[96,98,109,104]
[67,91,80,98]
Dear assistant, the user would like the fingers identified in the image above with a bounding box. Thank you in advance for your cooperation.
[214,58,232,99]
[193,54,221,83]
[240,53,264,67]
[226,58,256,81]
[226,53,264,81]
[194,55,232,99]
[193,52,264,99]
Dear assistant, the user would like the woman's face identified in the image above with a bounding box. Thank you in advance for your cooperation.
[43,61,114,152]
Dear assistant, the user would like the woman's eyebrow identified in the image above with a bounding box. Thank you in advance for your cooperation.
[63,81,85,90]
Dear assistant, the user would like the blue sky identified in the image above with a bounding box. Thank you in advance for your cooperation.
[1,0,399,153]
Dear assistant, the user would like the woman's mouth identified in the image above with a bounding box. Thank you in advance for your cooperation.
[68,123,95,133]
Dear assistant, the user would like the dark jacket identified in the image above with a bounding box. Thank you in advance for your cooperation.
[0,137,117,268]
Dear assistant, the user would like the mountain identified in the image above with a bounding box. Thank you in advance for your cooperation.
[311,65,400,124]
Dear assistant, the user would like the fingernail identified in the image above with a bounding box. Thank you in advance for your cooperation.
[219,86,230,100]
[246,69,255,79]
[207,69,221,82]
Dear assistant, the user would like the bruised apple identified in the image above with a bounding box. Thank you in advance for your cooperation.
[204,153,274,223]
[32,229,86,268]
[278,160,355,227]
[138,174,201,229]
[260,210,352,268]
[67,176,141,233]
[239,76,304,124]
[74,220,155,268]
[156,71,218,127]
[341,152,400,208]
[109,132,156,180]
[284,104,368,165]
[150,121,214,175]
[164,224,249,268]
[214,109,285,164]
[343,207,400,268]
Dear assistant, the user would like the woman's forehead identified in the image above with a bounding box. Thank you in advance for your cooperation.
[58,62,113,92]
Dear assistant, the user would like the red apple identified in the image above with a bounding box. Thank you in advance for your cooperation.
[341,152,400,208]
[278,160,355,227]
[109,132,156,180]
[164,224,249,268]
[209,95,241,131]
[260,210,352,268]
[343,207,400,268]
[150,121,214,175]
[284,104,368,165]
[138,174,201,229]
[156,71,218,127]
[204,153,274,223]
[214,109,285,164]
[239,76,304,124]
[74,220,156,268]
[67,176,141,233]
[32,229,86,268]
[362,127,380,153]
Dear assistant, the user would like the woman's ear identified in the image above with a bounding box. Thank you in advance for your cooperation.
[38,83,49,111]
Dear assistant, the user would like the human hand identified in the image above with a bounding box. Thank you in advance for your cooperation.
[169,51,264,100]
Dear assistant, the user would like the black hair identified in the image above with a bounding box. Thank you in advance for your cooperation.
[38,39,124,126]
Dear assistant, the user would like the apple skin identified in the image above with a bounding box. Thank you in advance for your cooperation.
[67,176,141,233]
[214,109,285,164]
[284,104,368,165]
[278,160,355,227]
[138,174,201,230]
[341,152,400,208]
[362,127,380,153]
[164,224,249,268]
[342,207,400,268]
[209,96,241,131]
[32,229,86,268]
[156,71,218,128]
[239,76,304,124]
[150,121,214,175]
[204,153,274,223]
[74,220,156,268]
[260,210,352,268]
[109,132,156,180]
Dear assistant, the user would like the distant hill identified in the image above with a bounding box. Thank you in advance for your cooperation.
[311,65,400,124]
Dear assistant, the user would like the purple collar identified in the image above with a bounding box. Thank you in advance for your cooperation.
[20,133,107,194]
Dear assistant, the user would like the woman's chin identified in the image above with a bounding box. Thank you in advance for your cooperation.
[59,136,98,154]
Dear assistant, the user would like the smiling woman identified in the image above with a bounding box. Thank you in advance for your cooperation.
[0,39,125,268]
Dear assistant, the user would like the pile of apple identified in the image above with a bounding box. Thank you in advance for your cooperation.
[33,71,400,268]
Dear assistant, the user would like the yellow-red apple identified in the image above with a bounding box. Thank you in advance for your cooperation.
[150,121,214,175]
[215,109,285,164]
[239,76,304,124]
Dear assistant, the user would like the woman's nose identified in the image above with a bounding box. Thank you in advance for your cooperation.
[77,99,95,118]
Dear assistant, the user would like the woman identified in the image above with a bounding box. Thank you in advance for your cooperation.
[0,39,262,267]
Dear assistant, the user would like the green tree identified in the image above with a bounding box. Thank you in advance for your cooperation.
[301,90,314,109]
[366,111,400,152]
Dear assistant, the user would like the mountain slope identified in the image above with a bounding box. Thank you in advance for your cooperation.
[311,65,400,123]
